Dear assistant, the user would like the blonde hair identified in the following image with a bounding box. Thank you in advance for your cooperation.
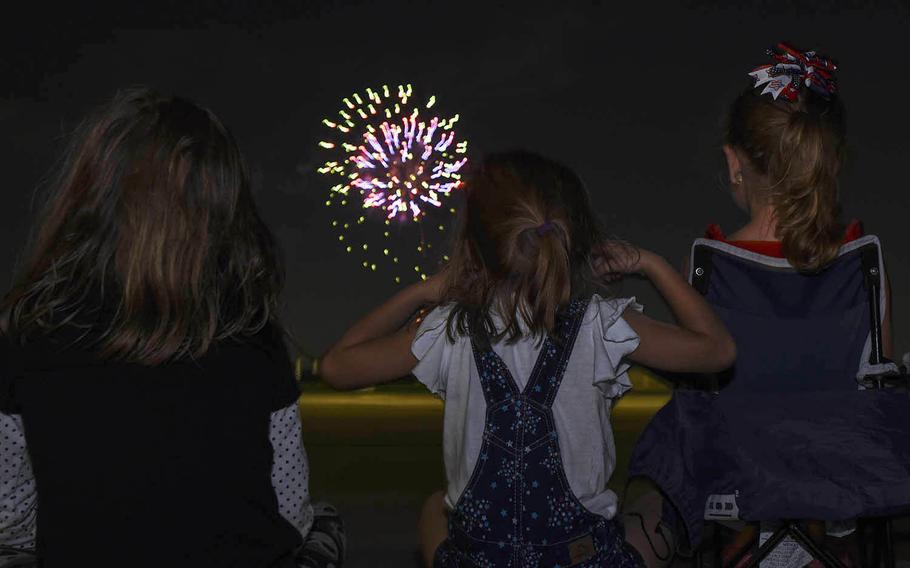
[442,151,604,341]
[726,88,846,272]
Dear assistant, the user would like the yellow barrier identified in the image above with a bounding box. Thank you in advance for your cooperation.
[298,366,671,415]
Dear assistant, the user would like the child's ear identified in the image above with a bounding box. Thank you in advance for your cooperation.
[722,144,742,185]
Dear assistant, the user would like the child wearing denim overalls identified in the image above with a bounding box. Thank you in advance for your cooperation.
[321,151,736,567]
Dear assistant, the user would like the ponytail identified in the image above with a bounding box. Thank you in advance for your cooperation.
[496,204,572,339]
[772,108,844,271]
[443,151,601,341]
[726,90,846,272]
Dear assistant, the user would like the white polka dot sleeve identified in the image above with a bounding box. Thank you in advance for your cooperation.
[269,402,314,540]
[0,412,36,551]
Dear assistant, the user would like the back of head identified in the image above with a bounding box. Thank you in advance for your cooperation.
[2,87,282,364]
[726,44,847,272]
[444,151,602,341]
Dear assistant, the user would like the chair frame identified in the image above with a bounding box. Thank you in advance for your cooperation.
[687,236,904,568]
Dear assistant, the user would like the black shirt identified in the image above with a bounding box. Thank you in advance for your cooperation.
[0,324,302,567]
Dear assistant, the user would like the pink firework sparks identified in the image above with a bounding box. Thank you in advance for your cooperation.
[317,84,468,282]
[318,84,468,221]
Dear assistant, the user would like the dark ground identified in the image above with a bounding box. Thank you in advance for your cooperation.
[298,370,910,567]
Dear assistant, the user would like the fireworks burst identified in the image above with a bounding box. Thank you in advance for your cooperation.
[318,84,468,283]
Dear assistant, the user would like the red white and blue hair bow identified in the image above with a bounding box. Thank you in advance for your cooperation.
[749,43,838,101]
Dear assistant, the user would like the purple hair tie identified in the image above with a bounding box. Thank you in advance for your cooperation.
[535,221,555,236]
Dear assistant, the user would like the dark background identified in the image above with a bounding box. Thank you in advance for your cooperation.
[2,0,908,358]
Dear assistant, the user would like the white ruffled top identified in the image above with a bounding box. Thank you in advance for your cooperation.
[411,294,642,519]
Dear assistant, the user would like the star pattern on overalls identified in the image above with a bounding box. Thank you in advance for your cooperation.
[436,299,644,568]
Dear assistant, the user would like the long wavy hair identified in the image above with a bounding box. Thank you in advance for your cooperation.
[442,151,607,342]
[1,88,283,364]
[726,85,847,272]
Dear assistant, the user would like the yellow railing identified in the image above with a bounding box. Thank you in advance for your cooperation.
[296,355,671,403]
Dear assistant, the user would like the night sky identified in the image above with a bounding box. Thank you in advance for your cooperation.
[2,1,909,358]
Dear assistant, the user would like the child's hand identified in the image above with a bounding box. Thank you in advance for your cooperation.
[593,241,656,281]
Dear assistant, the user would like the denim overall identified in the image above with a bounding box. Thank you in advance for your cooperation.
[435,300,644,567]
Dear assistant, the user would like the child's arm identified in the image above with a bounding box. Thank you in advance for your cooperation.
[0,412,37,551]
[598,244,736,373]
[319,277,441,390]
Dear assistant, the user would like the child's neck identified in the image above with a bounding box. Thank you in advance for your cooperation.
[728,205,778,241]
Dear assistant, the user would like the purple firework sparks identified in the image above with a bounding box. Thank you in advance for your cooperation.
[318,84,468,282]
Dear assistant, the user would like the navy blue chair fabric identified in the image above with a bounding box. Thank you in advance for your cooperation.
[700,242,870,393]
[627,236,910,551]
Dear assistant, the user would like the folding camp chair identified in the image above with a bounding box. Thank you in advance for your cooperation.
[627,235,910,568]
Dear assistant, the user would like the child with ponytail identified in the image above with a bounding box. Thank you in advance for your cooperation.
[321,150,736,567]
[705,43,893,566]
[710,42,892,352]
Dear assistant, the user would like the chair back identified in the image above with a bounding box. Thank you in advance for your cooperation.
[688,235,886,393]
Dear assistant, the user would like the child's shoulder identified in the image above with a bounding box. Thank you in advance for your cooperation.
[704,219,864,243]
[413,304,457,352]
[419,304,454,332]
[577,295,641,397]
[584,294,642,330]
[413,297,642,342]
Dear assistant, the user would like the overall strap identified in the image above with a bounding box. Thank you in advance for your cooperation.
[469,299,590,407]
[469,319,520,403]
[523,298,589,408]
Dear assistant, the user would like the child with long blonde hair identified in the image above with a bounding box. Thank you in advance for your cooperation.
[704,43,893,567]
[710,42,891,348]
